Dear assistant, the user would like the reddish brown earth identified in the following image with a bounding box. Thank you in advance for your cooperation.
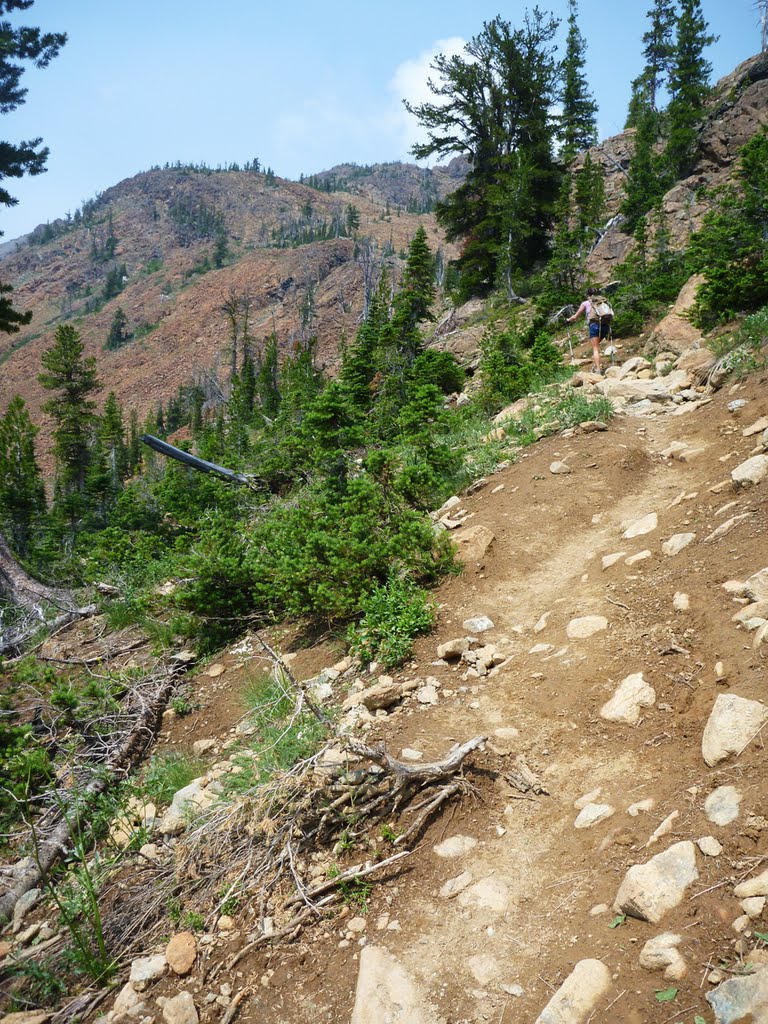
[63,364,765,1024]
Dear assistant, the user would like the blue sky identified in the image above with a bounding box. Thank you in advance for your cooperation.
[1,0,762,240]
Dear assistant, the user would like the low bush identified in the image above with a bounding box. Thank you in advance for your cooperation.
[347,576,437,669]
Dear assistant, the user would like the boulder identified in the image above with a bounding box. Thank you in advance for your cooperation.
[566,615,608,640]
[732,454,768,487]
[701,694,768,766]
[533,959,612,1024]
[350,946,438,1024]
[646,275,705,354]
[706,966,768,1024]
[600,378,672,404]
[600,672,656,725]
[613,841,698,923]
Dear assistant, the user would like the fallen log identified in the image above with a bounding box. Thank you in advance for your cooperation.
[140,434,260,489]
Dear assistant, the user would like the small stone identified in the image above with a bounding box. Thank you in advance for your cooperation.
[645,810,679,847]
[11,888,41,933]
[566,615,608,640]
[467,954,500,986]
[165,932,197,976]
[625,550,651,565]
[707,965,768,1022]
[627,798,655,816]
[673,592,690,611]
[113,981,146,1016]
[727,399,747,412]
[743,416,768,437]
[349,946,431,1024]
[732,914,751,933]
[437,638,469,660]
[600,672,656,725]
[697,836,723,857]
[217,915,235,931]
[192,739,216,756]
[400,748,423,761]
[439,871,473,899]
[457,877,510,914]
[741,896,766,919]
[662,532,696,556]
[574,787,602,810]
[589,903,609,916]
[462,616,495,634]
[347,917,368,934]
[622,513,658,539]
[549,461,572,475]
[734,867,768,899]
[639,932,687,981]
[746,568,768,602]
[715,662,727,682]
[704,785,742,826]
[205,663,226,677]
[416,684,438,705]
[574,803,615,829]
[601,552,626,570]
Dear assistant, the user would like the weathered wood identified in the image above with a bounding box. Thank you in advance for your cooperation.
[140,434,259,489]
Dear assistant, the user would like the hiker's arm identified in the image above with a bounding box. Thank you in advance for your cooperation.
[567,301,588,323]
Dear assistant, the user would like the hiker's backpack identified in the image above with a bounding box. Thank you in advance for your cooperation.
[589,295,614,323]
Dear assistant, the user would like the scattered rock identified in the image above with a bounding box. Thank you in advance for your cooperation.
[416,684,439,705]
[166,932,197,976]
[457,877,510,914]
[574,803,615,829]
[204,663,226,677]
[601,552,626,570]
[400,748,423,761]
[217,915,235,931]
[342,677,410,712]
[157,991,199,1024]
[112,982,147,1016]
[454,526,495,564]
[628,798,655,816]
[702,694,768,766]
[192,738,216,756]
[639,932,687,981]
[11,888,41,933]
[467,954,500,986]
[533,959,612,1024]
[734,868,768,899]
[697,836,723,857]
[462,615,495,634]
[704,785,742,826]
[645,810,680,847]
[673,592,690,611]
[662,532,696,556]
[566,616,608,640]
[350,945,436,1024]
[157,779,210,835]
[600,672,656,725]
[436,638,469,660]
[731,454,768,487]
[550,461,572,475]
[129,953,167,990]
[706,965,768,1024]
[746,568,768,602]
[625,550,651,565]
[622,513,659,539]
[743,416,768,437]
[439,871,473,899]
[741,896,766,919]
[574,787,602,810]
[704,513,754,543]
[433,835,478,859]
[614,841,699,923]
[1,1015,52,1024]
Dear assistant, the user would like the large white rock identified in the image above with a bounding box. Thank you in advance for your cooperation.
[731,454,768,487]
[129,953,167,990]
[533,959,612,1024]
[662,533,696,556]
[746,568,768,602]
[156,992,198,1024]
[613,841,698,924]
[701,694,768,766]
[622,513,658,539]
[600,672,656,725]
[350,946,438,1024]
[457,877,510,914]
[462,615,494,634]
[706,966,768,1024]
[639,932,687,981]
[574,803,615,829]
[566,616,608,640]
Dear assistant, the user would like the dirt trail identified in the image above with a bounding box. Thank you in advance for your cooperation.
[238,375,767,1024]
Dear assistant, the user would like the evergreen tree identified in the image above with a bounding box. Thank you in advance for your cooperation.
[405,11,562,298]
[636,0,678,118]
[0,3,66,333]
[560,0,598,161]
[664,0,717,179]
[105,306,130,350]
[99,392,127,487]
[340,282,390,410]
[0,394,45,555]
[38,324,99,538]
[256,332,281,420]
[126,408,141,473]
[621,99,668,233]
[393,226,436,333]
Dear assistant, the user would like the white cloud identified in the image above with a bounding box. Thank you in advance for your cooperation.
[389,36,467,158]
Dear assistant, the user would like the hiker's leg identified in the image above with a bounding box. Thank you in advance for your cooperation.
[589,324,601,372]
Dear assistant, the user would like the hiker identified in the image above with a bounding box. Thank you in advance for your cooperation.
[567,288,613,375]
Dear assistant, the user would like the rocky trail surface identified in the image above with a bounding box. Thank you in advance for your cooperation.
[3,351,768,1024]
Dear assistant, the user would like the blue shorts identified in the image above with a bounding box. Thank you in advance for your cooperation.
[589,321,611,340]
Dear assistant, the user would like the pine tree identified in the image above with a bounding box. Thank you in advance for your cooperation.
[621,100,668,233]
[256,333,281,420]
[105,307,130,350]
[664,0,717,179]
[405,11,562,298]
[100,392,127,487]
[560,0,598,161]
[393,226,436,333]
[0,4,66,334]
[0,395,45,556]
[38,324,99,538]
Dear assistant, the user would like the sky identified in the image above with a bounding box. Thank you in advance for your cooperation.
[1,0,763,240]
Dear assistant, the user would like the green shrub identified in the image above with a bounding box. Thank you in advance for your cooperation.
[140,752,205,806]
[347,577,437,668]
